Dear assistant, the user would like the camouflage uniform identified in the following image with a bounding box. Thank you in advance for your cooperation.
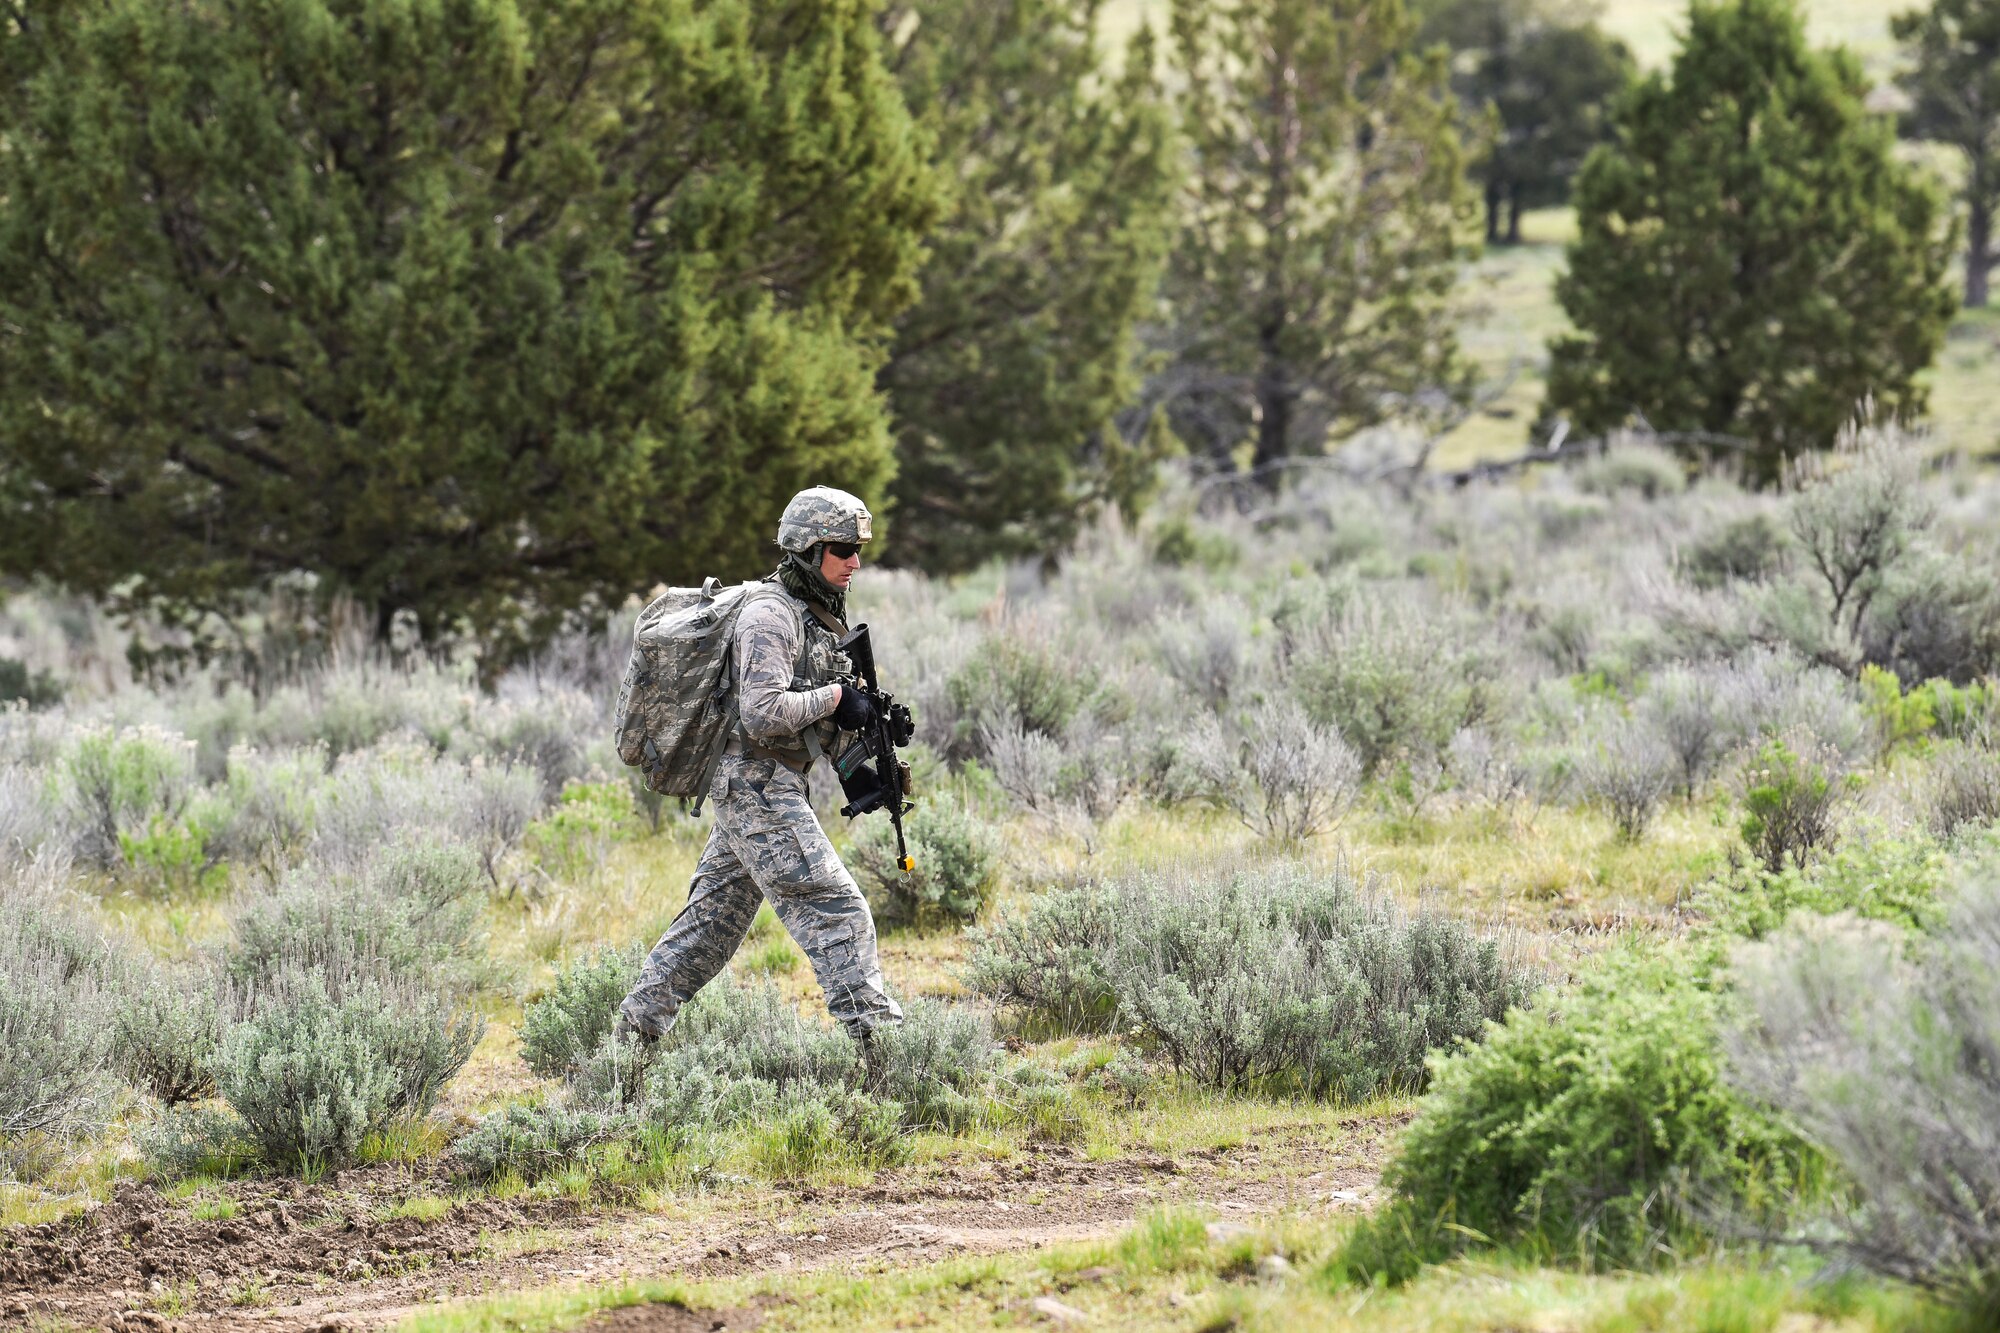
[620,490,902,1040]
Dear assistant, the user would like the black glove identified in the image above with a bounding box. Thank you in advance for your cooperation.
[833,685,878,732]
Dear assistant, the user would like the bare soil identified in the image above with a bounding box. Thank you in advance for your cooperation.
[1,1119,1396,1332]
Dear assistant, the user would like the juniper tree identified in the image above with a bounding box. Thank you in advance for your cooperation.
[875,0,1177,571]
[1893,0,2000,308]
[0,0,936,654]
[1160,0,1475,482]
[1543,0,1956,484]
[1415,0,1634,244]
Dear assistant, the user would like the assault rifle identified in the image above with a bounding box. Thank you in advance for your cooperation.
[832,623,917,873]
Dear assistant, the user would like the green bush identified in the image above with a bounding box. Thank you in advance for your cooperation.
[851,797,1000,929]
[55,723,201,869]
[0,656,62,708]
[1346,943,1822,1277]
[212,962,482,1172]
[1694,831,1950,945]
[522,778,633,884]
[519,944,642,1081]
[1738,733,1850,872]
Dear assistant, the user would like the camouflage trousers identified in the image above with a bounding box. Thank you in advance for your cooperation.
[619,753,902,1039]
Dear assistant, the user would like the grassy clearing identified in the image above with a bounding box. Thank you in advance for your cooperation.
[396,1206,1955,1333]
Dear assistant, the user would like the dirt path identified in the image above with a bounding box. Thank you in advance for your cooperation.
[1,1120,1395,1332]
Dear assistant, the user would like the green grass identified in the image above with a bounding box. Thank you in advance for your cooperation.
[1103,0,1913,73]
[395,1207,1959,1333]
[378,1194,455,1223]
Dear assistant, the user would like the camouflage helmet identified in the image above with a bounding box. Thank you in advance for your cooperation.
[776,486,873,553]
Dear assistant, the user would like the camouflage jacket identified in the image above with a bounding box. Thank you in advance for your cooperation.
[734,586,848,764]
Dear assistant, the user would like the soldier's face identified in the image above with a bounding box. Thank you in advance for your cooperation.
[819,542,862,590]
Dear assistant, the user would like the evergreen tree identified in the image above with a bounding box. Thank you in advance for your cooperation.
[1545,0,1956,484]
[0,0,936,653]
[1415,0,1634,243]
[1161,0,1475,482]
[875,0,1176,572]
[1893,0,2000,307]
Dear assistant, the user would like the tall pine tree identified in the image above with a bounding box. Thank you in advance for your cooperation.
[875,0,1176,572]
[1544,0,1955,483]
[1160,0,1474,482]
[1893,0,2000,307]
[0,0,936,652]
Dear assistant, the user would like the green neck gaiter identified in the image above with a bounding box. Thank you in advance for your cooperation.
[775,552,847,623]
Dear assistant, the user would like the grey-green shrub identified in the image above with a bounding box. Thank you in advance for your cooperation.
[968,862,1531,1098]
[213,962,482,1171]
[871,1000,1001,1132]
[519,944,642,1081]
[1677,512,1791,591]
[1345,943,1822,1278]
[1577,716,1675,840]
[226,841,487,990]
[214,742,328,867]
[450,1098,631,1182]
[1181,697,1362,843]
[1106,865,1530,1097]
[0,916,114,1139]
[852,797,1000,928]
[313,743,541,881]
[1928,740,2000,842]
[134,1103,257,1181]
[962,880,1122,1033]
[1725,876,2000,1311]
[1278,587,1500,776]
[111,955,225,1105]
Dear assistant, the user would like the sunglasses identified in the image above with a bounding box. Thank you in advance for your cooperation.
[825,542,862,560]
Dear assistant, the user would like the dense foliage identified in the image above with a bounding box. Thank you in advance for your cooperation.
[877,0,1178,569]
[1545,0,1956,482]
[1894,0,2000,307]
[1415,0,1635,243]
[0,0,935,652]
[1158,0,1474,478]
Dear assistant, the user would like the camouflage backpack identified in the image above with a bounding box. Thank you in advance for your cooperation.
[613,577,790,808]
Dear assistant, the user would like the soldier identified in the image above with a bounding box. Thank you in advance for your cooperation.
[616,487,904,1052]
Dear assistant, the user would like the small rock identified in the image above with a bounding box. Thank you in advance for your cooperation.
[772,1251,794,1267]
[1030,1295,1090,1325]
[1257,1254,1293,1281]
[809,1233,827,1242]
[1203,1221,1255,1246]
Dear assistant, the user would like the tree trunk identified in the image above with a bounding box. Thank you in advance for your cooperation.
[1485,178,1503,243]
[1253,355,1291,482]
[1969,196,1992,309]
[1505,181,1523,245]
